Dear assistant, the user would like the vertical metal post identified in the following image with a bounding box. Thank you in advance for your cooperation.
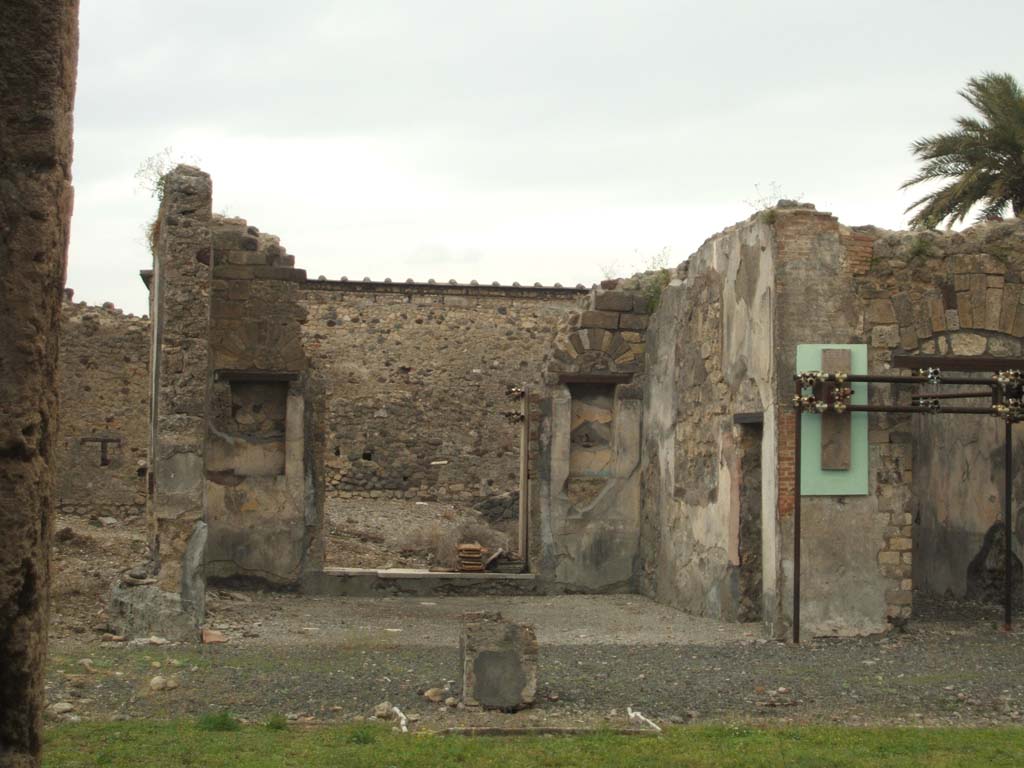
[1005,419,1013,632]
[518,387,530,570]
[794,407,802,644]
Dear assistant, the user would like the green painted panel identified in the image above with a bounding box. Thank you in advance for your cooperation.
[796,344,869,496]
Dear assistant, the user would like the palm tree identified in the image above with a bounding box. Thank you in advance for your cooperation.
[902,72,1024,229]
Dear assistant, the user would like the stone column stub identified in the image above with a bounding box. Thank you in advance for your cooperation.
[111,166,213,642]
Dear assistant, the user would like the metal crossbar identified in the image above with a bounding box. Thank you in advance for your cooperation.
[791,362,1021,643]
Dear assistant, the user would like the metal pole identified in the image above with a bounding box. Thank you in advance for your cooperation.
[1005,419,1013,632]
[794,407,802,644]
[518,387,530,570]
[846,405,995,416]
[912,390,994,400]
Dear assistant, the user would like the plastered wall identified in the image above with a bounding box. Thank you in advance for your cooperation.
[638,216,779,624]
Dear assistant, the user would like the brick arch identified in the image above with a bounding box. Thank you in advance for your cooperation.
[545,327,641,378]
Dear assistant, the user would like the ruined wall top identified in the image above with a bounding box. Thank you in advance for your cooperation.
[304,276,589,301]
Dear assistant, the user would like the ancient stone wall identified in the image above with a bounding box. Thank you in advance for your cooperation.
[634,206,1024,637]
[771,206,900,636]
[533,280,652,591]
[55,295,149,519]
[638,216,778,623]
[300,281,582,505]
[204,215,321,586]
[850,219,1024,607]
[110,166,213,642]
[0,1,79,763]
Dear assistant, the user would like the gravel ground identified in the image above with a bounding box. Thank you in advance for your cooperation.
[42,509,1024,732]
[45,592,1024,731]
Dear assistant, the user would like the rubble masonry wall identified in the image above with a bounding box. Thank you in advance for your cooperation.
[56,296,149,519]
[300,281,582,505]
[851,219,1024,606]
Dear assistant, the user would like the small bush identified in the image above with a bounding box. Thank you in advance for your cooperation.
[909,235,933,260]
[196,710,241,732]
[146,216,161,256]
[347,725,376,745]
[640,268,672,313]
[265,714,288,731]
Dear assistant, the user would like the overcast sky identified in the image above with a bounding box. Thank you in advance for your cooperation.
[69,1,1024,316]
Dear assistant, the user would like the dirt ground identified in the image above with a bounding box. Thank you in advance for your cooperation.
[49,513,149,640]
[44,509,1024,732]
[324,497,516,569]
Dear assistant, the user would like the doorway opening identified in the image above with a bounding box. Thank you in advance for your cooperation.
[737,422,764,622]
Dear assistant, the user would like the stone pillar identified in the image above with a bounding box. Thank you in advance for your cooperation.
[111,167,212,641]
[0,2,79,765]
[202,214,320,587]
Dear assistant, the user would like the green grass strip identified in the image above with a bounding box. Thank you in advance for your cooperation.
[43,721,1024,768]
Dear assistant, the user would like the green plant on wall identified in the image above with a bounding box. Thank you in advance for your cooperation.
[136,147,200,255]
[908,235,934,260]
[641,268,672,312]
[745,181,803,226]
[635,246,672,312]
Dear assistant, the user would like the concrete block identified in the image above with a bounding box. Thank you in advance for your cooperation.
[461,612,538,711]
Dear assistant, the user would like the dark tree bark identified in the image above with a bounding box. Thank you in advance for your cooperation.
[0,2,79,766]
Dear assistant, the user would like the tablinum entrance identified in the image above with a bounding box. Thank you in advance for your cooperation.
[323,386,530,576]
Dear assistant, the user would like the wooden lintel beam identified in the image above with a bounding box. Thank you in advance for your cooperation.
[732,412,764,425]
[557,373,632,385]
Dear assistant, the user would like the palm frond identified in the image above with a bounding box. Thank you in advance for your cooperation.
[903,72,1024,228]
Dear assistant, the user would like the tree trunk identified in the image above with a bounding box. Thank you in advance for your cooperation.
[0,2,79,766]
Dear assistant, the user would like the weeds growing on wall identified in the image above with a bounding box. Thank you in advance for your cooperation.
[745,181,803,226]
[136,147,200,256]
[908,235,934,261]
[633,247,673,312]
[640,268,672,313]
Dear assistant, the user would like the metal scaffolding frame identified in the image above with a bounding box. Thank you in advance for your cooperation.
[791,355,1024,643]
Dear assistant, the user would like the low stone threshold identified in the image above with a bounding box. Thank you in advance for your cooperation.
[303,567,540,597]
[322,567,535,580]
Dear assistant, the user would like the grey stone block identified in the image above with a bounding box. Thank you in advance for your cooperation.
[593,291,633,312]
[460,612,538,711]
[109,582,201,643]
[580,310,619,330]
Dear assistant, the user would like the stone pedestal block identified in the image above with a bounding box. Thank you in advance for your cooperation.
[109,583,200,643]
[460,612,538,711]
